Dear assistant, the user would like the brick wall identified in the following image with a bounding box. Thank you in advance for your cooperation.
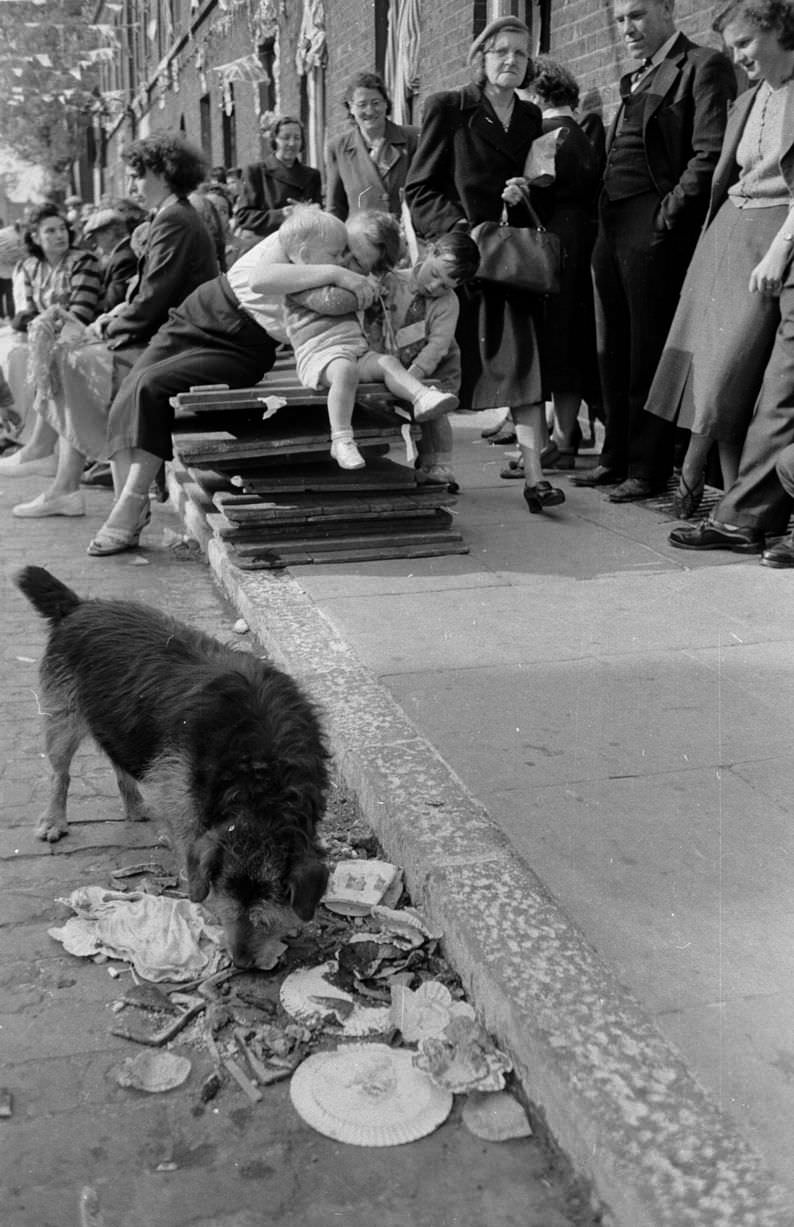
[549,0,728,122]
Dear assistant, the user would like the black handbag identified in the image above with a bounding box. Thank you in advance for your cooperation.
[471,201,562,296]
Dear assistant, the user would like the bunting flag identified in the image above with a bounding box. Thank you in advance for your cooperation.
[295,0,326,75]
[211,53,270,85]
[386,0,422,124]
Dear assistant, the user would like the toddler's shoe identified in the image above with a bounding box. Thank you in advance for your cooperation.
[330,434,365,470]
[412,387,459,423]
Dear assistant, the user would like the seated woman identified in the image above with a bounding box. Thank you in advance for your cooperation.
[0,205,102,473]
[72,210,382,556]
[6,131,218,517]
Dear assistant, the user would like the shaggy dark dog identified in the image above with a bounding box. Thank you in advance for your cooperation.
[15,566,330,967]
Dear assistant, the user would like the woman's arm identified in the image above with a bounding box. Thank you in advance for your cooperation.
[65,250,103,323]
[404,93,467,238]
[325,136,350,221]
[749,205,794,296]
[249,258,375,308]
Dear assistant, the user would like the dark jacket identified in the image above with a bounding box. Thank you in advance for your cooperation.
[607,32,737,232]
[404,84,543,236]
[100,238,138,311]
[234,154,323,237]
[326,118,419,219]
[104,197,218,350]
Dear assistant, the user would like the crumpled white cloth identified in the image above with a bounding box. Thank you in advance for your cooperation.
[48,887,225,982]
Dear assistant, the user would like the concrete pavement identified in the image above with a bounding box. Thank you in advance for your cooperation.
[173,411,794,1225]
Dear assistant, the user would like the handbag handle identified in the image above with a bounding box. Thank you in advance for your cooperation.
[499,194,546,232]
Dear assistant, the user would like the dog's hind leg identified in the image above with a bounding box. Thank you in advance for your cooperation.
[37,701,86,843]
[111,763,151,824]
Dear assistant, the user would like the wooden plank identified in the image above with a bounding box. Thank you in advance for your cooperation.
[234,457,413,492]
[226,524,461,556]
[206,510,455,542]
[212,488,454,524]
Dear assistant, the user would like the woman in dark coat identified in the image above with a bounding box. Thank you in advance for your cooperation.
[405,18,564,514]
[326,71,418,219]
[529,57,602,467]
[233,115,322,240]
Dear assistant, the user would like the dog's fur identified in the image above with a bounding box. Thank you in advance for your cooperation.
[15,566,330,967]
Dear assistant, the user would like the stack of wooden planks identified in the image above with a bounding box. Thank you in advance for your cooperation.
[170,363,467,569]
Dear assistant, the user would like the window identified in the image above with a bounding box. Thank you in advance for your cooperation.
[199,94,212,161]
[374,0,390,78]
[258,39,277,115]
[222,86,237,170]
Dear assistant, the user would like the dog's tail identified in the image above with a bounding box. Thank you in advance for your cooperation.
[15,566,81,624]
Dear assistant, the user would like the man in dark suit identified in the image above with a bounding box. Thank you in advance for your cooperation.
[574,0,736,499]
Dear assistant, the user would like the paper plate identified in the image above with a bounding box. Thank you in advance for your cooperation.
[279,961,392,1037]
[322,860,402,915]
[290,1043,453,1146]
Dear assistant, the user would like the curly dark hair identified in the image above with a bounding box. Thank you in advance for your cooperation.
[343,71,392,117]
[23,204,75,260]
[529,56,581,109]
[713,0,794,49]
[122,132,209,195]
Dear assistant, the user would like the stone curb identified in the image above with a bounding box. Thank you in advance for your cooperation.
[169,469,792,1227]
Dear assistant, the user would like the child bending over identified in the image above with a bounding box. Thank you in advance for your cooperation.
[369,230,480,488]
[279,207,458,470]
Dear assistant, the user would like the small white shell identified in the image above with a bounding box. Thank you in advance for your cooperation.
[115,1051,191,1093]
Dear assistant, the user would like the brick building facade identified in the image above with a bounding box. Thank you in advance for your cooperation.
[92,0,729,201]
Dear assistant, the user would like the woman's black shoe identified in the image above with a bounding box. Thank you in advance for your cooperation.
[524,481,566,514]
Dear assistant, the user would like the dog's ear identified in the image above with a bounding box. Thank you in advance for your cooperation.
[289,858,329,921]
[186,830,223,902]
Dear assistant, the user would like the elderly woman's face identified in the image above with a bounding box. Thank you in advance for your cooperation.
[348,87,388,134]
[482,29,530,89]
[723,15,790,82]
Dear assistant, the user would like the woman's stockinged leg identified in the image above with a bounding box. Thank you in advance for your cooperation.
[513,401,566,514]
[87,447,161,556]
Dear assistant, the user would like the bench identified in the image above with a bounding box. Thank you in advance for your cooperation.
[170,360,467,569]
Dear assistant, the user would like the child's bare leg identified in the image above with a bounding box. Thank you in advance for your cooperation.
[322,357,365,470]
[360,353,459,423]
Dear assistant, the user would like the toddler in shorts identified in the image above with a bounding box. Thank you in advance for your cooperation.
[280,207,458,470]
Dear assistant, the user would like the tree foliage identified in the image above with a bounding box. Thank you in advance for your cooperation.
[0,0,102,181]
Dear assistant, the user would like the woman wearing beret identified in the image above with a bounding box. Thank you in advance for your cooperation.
[326,71,418,219]
[405,18,564,514]
[233,115,322,240]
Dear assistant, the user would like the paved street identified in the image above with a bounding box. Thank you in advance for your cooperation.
[0,474,593,1227]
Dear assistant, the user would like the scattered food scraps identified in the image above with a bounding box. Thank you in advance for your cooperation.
[414,1016,512,1093]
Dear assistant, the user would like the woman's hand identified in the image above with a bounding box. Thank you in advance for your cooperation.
[749,241,791,296]
[85,312,111,340]
[501,177,529,207]
[332,267,376,309]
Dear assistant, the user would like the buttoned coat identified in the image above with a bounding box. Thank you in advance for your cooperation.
[404,85,544,410]
[326,118,418,218]
[605,32,738,234]
[234,155,323,238]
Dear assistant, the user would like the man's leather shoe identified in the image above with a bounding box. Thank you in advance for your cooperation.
[760,537,794,568]
[570,465,624,487]
[608,477,656,503]
[668,520,763,553]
